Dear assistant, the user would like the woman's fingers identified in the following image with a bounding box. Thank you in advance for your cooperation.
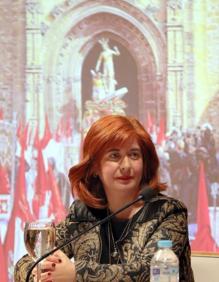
[32,261,56,281]
[45,250,63,263]
[39,271,53,282]
[33,250,74,281]
[40,261,56,271]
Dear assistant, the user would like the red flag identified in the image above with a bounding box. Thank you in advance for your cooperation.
[0,235,7,282]
[0,164,10,194]
[146,112,153,133]
[41,115,52,148]
[32,147,48,218]
[16,120,22,139]
[47,164,66,223]
[33,125,40,148]
[13,125,32,219]
[0,108,3,120]
[157,117,166,145]
[191,162,219,252]
[4,137,33,281]
[54,114,73,142]
[32,123,51,218]
[65,113,73,138]
[17,122,29,150]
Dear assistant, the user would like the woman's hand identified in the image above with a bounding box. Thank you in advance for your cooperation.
[33,250,76,282]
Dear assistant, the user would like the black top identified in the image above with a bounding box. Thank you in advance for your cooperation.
[100,207,144,264]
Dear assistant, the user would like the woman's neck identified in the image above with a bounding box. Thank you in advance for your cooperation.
[107,193,143,219]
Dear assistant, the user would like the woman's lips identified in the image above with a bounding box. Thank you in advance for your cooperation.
[116,176,133,181]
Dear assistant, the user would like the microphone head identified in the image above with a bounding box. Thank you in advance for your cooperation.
[138,186,157,202]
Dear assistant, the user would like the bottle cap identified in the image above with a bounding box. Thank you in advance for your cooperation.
[157,240,172,248]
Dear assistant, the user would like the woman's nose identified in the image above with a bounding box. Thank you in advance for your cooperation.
[120,156,131,171]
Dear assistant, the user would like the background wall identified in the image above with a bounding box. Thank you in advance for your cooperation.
[0,0,219,281]
[191,254,219,282]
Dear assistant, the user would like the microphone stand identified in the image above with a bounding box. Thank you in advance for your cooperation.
[25,194,145,282]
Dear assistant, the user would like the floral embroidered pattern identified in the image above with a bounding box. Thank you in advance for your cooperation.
[14,195,194,282]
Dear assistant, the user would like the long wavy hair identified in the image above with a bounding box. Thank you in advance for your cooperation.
[68,115,166,208]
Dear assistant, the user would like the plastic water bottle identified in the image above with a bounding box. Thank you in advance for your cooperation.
[150,240,179,282]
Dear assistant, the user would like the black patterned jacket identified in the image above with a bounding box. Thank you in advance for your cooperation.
[14,194,194,282]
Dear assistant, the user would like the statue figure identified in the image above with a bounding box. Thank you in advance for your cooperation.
[95,38,120,94]
[90,69,106,101]
[83,38,128,134]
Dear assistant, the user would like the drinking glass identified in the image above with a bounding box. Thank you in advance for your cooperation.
[24,219,56,281]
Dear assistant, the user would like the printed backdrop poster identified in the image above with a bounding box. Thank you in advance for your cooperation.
[0,0,219,280]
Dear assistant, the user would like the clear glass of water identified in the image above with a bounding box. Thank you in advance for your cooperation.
[24,219,56,281]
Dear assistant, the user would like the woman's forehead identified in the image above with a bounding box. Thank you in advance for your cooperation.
[105,138,140,150]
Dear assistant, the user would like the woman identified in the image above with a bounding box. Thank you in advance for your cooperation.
[14,115,194,282]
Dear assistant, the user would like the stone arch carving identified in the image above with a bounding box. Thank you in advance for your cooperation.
[43,0,166,128]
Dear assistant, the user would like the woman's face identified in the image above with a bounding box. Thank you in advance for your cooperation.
[97,139,143,198]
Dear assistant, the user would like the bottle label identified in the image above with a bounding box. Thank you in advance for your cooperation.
[152,268,160,275]
[151,266,179,282]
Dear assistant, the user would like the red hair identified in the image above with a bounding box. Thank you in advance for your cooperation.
[68,115,166,208]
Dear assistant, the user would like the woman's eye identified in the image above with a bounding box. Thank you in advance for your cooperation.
[108,152,120,160]
[129,152,141,159]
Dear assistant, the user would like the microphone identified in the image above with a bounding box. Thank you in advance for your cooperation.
[25,186,157,282]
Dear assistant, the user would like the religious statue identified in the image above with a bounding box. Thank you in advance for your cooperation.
[82,38,128,134]
[95,38,120,94]
[90,69,106,101]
